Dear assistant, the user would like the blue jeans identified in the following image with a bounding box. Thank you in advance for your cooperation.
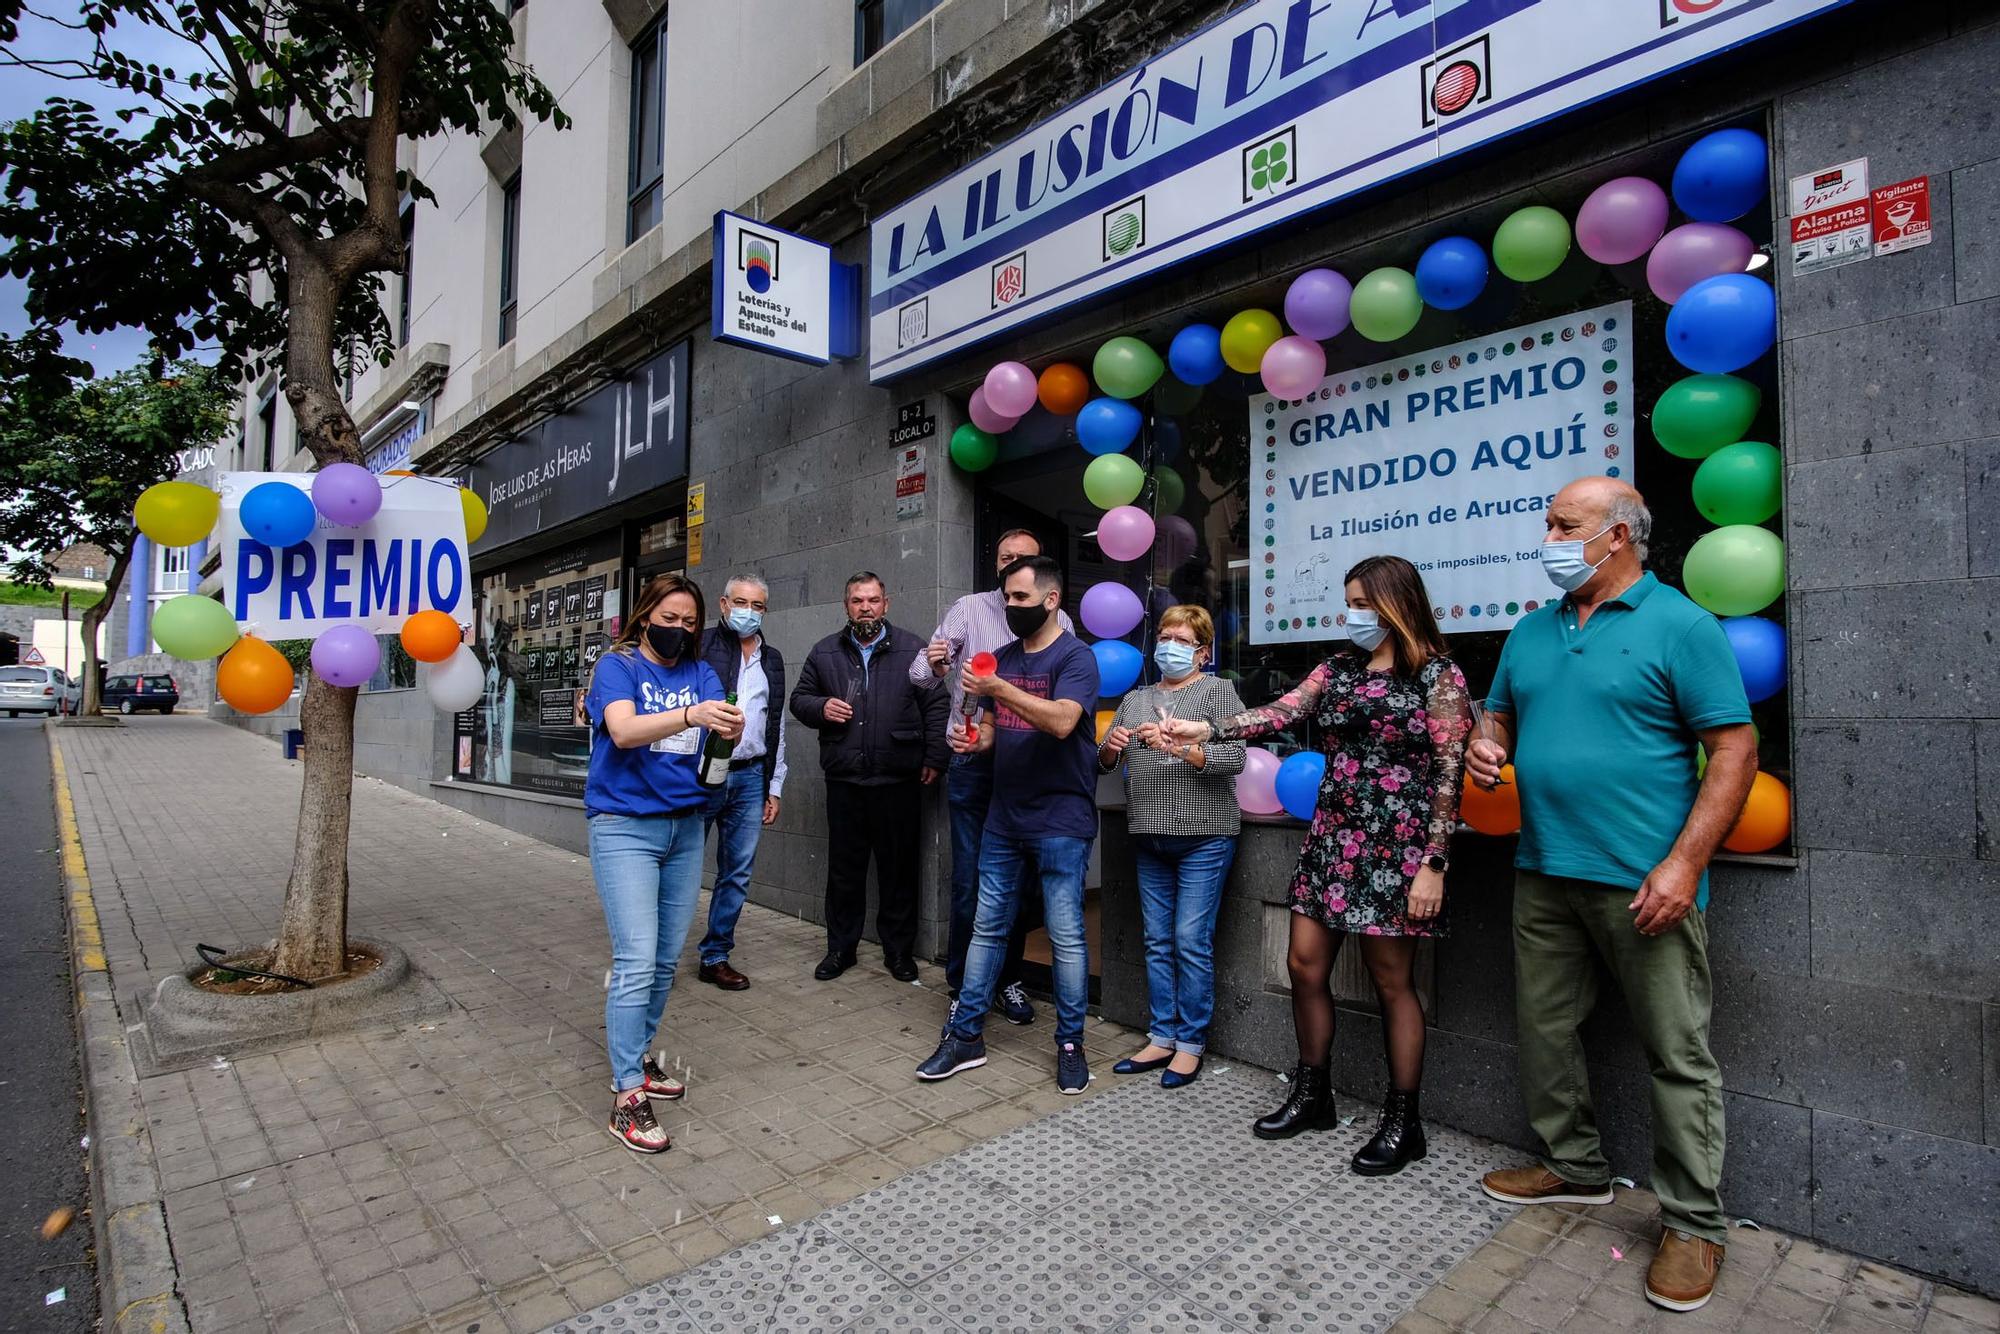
[588,811,707,1090]
[1134,834,1238,1055]
[699,765,766,966]
[945,756,1030,995]
[954,831,1092,1045]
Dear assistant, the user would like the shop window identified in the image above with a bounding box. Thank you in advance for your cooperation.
[497,171,521,347]
[464,532,630,797]
[855,0,940,65]
[626,18,667,243]
[972,120,1789,856]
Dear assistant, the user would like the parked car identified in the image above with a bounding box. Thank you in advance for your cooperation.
[102,672,181,715]
[1,665,83,717]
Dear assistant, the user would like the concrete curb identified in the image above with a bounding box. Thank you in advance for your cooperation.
[47,725,193,1334]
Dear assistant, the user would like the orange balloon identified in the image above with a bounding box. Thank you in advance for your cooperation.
[400,610,463,663]
[1038,362,1090,416]
[216,636,295,715]
[1460,765,1522,836]
[1724,772,1791,853]
[384,469,416,477]
[1095,709,1117,744]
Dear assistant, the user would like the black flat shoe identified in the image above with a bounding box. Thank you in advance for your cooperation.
[813,950,856,981]
[885,953,919,983]
[1161,1056,1203,1089]
[1112,1051,1173,1075]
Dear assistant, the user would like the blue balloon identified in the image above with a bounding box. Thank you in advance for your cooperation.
[1091,639,1143,696]
[1153,417,1183,462]
[1167,324,1225,386]
[240,481,319,548]
[1672,127,1769,223]
[1722,615,1787,704]
[1076,397,1143,456]
[1414,236,1489,310]
[1275,750,1326,823]
[1666,273,1775,373]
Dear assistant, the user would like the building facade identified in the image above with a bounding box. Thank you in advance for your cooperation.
[209,0,1997,1291]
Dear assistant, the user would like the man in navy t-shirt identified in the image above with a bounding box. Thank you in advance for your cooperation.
[917,554,1102,1095]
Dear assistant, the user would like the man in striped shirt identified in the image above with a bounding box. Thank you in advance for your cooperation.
[911,528,1074,1029]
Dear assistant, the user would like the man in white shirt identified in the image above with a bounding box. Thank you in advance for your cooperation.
[696,573,789,990]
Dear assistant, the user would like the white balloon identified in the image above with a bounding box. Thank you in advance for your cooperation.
[425,644,484,713]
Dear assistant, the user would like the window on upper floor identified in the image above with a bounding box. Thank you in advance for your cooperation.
[498,171,521,347]
[626,17,667,243]
[398,203,416,347]
[256,395,277,471]
[157,543,189,593]
[856,0,942,65]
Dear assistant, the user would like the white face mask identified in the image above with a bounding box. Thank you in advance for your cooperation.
[1540,523,1615,592]
[1344,608,1388,651]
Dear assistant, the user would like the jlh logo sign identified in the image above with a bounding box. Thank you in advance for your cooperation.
[737,227,780,292]
[1421,35,1491,125]
[1242,126,1297,202]
[990,252,1027,308]
[1660,0,1733,26]
[1101,196,1145,261]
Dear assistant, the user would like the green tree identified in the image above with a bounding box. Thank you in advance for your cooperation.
[0,1,568,979]
[0,342,234,717]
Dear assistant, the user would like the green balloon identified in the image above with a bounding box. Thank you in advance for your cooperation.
[1153,466,1186,514]
[1350,267,1422,342]
[1493,205,1573,282]
[1682,525,1785,617]
[1692,442,1782,526]
[151,594,241,660]
[1083,453,1145,509]
[1093,336,1165,399]
[1153,376,1203,416]
[949,422,998,472]
[1652,374,1761,459]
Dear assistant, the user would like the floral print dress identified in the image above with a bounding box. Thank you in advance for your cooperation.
[1215,651,1471,936]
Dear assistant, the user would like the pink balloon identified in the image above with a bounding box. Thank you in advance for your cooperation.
[1237,746,1284,815]
[1283,268,1353,340]
[1646,223,1756,304]
[968,387,1020,434]
[983,361,1039,418]
[1576,176,1670,265]
[1079,581,1144,638]
[1261,335,1328,400]
[1098,505,1155,562]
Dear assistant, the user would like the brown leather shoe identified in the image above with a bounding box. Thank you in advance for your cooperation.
[1479,1165,1615,1207]
[1647,1229,1724,1312]
[697,961,750,990]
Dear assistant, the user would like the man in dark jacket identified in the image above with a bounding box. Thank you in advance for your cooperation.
[695,574,789,990]
[789,571,948,982]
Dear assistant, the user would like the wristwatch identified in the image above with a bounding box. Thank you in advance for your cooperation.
[1423,853,1448,873]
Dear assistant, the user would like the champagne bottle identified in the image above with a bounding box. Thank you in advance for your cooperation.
[697,691,737,788]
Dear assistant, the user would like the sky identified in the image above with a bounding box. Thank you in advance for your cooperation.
[1,5,217,375]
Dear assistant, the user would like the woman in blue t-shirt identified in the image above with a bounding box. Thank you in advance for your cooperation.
[585,573,743,1153]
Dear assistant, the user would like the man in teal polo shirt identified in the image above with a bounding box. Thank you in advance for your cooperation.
[1467,477,1756,1316]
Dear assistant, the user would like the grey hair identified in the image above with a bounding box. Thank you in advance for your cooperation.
[1607,494,1652,563]
[722,573,769,600]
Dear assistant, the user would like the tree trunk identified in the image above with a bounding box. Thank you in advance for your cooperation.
[75,543,132,718]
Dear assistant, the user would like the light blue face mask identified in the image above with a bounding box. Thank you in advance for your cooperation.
[1153,640,1199,679]
[726,607,763,637]
[1344,608,1389,651]
[1540,523,1615,592]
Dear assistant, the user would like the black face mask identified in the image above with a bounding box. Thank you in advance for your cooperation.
[1004,602,1050,640]
[849,617,883,643]
[644,624,690,661]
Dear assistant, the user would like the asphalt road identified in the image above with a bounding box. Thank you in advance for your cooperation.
[0,718,97,1332]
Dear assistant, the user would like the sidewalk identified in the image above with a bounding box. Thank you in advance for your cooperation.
[50,717,2000,1333]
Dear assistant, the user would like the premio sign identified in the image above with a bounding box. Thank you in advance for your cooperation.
[866,0,1852,380]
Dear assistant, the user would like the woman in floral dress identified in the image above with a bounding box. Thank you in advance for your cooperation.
[1159,555,1469,1175]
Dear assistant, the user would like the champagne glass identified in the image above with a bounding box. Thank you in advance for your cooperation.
[842,674,866,726]
[1468,700,1509,788]
[1152,692,1181,765]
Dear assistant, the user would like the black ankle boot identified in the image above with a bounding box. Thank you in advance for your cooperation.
[1350,1088,1428,1175]
[1253,1063,1338,1140]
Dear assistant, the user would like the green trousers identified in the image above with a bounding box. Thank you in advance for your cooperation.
[1512,870,1727,1243]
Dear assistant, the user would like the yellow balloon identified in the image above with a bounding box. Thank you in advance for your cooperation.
[1220,309,1283,374]
[460,487,488,544]
[134,481,220,548]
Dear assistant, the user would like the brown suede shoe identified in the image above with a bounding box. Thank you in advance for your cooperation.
[1479,1165,1615,1207]
[697,961,750,990]
[1647,1229,1724,1312]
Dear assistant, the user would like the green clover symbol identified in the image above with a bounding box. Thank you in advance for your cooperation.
[1249,139,1290,193]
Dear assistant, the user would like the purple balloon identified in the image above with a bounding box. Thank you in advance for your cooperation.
[1098,505,1155,562]
[1260,335,1327,400]
[1079,581,1144,639]
[983,361,1039,418]
[967,386,1020,434]
[1283,268,1353,341]
[1237,746,1284,815]
[1647,222,1756,304]
[310,623,381,688]
[1576,176,1670,265]
[1153,514,1198,571]
[311,462,383,527]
